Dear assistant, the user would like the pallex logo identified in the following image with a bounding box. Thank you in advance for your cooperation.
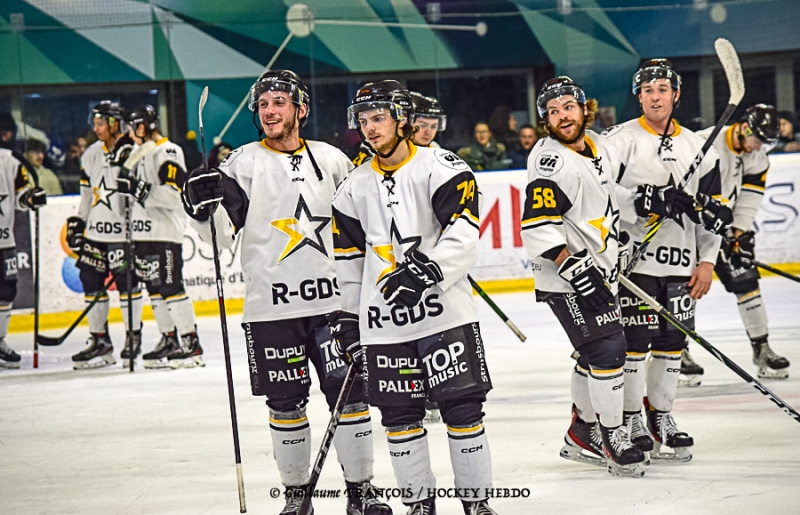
[58,222,117,294]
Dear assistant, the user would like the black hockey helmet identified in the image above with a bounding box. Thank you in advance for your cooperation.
[348,80,413,130]
[741,104,779,143]
[632,59,681,94]
[248,70,310,127]
[536,76,586,118]
[89,100,125,129]
[127,104,159,134]
[410,92,446,131]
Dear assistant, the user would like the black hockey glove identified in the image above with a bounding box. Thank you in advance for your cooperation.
[617,231,631,276]
[558,249,614,312]
[66,216,86,251]
[724,230,756,269]
[634,184,697,222]
[695,193,733,236]
[109,135,135,167]
[116,173,151,203]
[20,187,46,208]
[182,167,224,222]
[326,311,363,373]
[381,250,444,308]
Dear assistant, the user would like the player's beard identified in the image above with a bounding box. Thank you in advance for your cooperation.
[263,112,298,143]
[548,112,587,145]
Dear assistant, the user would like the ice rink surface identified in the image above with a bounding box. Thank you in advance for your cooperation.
[1,275,799,515]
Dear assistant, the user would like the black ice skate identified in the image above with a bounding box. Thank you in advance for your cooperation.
[599,424,646,478]
[559,404,605,467]
[462,499,498,515]
[646,407,693,463]
[0,338,21,369]
[143,331,180,369]
[424,400,441,423]
[404,497,435,515]
[624,410,654,453]
[280,485,312,515]
[678,348,704,387]
[752,338,789,379]
[72,332,115,370]
[167,330,205,369]
[345,480,393,515]
[120,328,142,368]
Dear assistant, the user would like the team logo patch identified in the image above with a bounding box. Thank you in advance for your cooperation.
[434,149,470,171]
[221,147,242,166]
[534,150,564,177]
[601,125,623,137]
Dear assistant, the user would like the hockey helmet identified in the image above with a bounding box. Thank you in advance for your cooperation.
[89,100,125,129]
[536,76,586,118]
[127,104,159,134]
[348,80,413,130]
[248,70,310,127]
[632,59,681,94]
[742,104,779,143]
[410,92,447,131]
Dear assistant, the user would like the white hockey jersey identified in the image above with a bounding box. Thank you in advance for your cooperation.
[0,149,33,250]
[697,124,769,232]
[332,142,480,346]
[191,139,352,323]
[78,140,129,243]
[521,133,624,294]
[130,137,187,243]
[604,117,722,277]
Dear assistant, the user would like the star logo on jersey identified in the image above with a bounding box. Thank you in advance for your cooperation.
[270,194,331,263]
[373,220,421,284]
[0,194,7,216]
[92,177,117,210]
[587,198,619,254]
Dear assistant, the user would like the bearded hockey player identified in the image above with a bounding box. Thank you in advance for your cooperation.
[521,77,645,477]
[120,105,203,369]
[182,70,391,515]
[692,104,789,380]
[604,59,730,462]
[68,101,142,370]
[0,147,46,369]
[332,80,496,515]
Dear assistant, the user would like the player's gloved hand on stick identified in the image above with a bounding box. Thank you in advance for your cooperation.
[182,167,224,222]
[117,173,151,203]
[634,184,697,222]
[617,231,631,275]
[20,187,46,208]
[381,249,444,308]
[558,249,614,311]
[723,230,755,269]
[66,216,85,250]
[695,193,733,235]
[326,311,363,373]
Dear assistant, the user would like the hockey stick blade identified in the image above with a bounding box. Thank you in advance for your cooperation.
[199,87,209,133]
[715,38,745,106]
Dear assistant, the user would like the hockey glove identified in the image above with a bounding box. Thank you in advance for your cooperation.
[182,167,224,222]
[558,249,614,312]
[381,250,444,308]
[695,193,733,236]
[66,216,86,251]
[116,173,151,203]
[326,311,363,373]
[727,230,756,269]
[634,184,697,222]
[109,135,135,167]
[617,231,631,276]
[20,187,46,208]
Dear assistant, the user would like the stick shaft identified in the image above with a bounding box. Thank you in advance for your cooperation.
[467,275,527,342]
[754,260,800,284]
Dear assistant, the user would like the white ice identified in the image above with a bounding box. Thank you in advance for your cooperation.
[1,275,799,515]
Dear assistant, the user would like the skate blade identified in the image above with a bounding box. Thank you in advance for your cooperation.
[72,355,116,370]
[650,442,692,463]
[607,460,645,478]
[143,359,173,370]
[559,444,605,467]
[169,355,206,369]
[0,361,21,369]
[757,367,789,380]
[678,374,702,387]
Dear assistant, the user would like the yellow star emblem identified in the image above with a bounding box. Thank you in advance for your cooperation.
[270,195,330,263]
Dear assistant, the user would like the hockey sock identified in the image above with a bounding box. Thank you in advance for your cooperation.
[386,422,435,503]
[736,290,769,341]
[120,288,143,332]
[571,365,596,423]
[623,352,647,413]
[166,292,196,336]
[588,367,624,428]
[86,292,110,334]
[0,302,11,339]
[269,407,311,486]
[647,350,682,411]
[332,402,374,482]
[149,294,176,334]
[447,421,492,502]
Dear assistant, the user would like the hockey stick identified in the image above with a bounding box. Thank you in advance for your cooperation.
[297,363,358,515]
[626,38,745,275]
[619,275,800,425]
[467,275,527,342]
[36,268,124,346]
[752,260,800,284]
[199,86,247,513]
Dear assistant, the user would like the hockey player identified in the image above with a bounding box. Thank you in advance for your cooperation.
[522,76,645,477]
[332,80,497,515]
[68,101,143,370]
[181,71,391,515]
[409,92,445,148]
[120,105,203,369]
[0,146,46,369]
[688,104,789,380]
[604,59,730,462]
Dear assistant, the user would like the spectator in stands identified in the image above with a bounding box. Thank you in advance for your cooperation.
[208,141,233,168]
[457,122,509,171]
[489,105,518,151]
[507,123,539,168]
[770,111,800,153]
[0,113,17,151]
[24,138,63,195]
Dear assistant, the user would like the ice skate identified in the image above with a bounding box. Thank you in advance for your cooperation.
[599,424,646,478]
[72,332,116,370]
[646,408,693,463]
[678,348,703,387]
[624,411,653,454]
[424,400,440,423]
[462,499,498,515]
[280,485,311,515]
[346,480,393,515]
[559,404,605,467]
[752,338,789,379]
[143,332,180,369]
[0,338,21,369]
[167,330,205,369]
[405,497,435,515]
[120,328,142,368]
